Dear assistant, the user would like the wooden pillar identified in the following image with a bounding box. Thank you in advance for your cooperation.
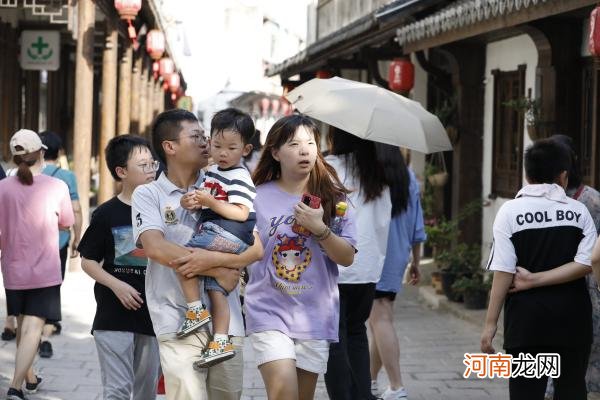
[146,77,154,133]
[73,0,95,226]
[154,81,161,120]
[138,66,149,136]
[98,19,118,205]
[445,43,485,245]
[117,44,132,135]
[130,56,142,134]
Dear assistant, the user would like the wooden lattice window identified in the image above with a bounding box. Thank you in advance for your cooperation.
[491,65,526,198]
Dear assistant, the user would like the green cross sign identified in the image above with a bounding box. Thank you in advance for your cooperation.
[26,35,53,61]
[21,30,60,71]
[31,37,49,55]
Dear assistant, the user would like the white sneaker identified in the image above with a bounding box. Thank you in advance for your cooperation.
[382,386,408,400]
[371,380,379,396]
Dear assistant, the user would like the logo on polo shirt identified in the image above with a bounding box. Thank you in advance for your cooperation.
[164,206,179,225]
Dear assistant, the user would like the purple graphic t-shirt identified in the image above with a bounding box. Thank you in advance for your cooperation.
[244,181,357,342]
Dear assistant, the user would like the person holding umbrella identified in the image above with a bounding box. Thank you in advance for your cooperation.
[324,128,394,400]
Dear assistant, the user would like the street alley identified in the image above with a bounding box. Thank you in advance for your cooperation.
[0,268,507,400]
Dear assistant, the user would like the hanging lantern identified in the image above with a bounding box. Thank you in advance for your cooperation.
[169,73,180,96]
[114,0,141,20]
[271,98,280,115]
[281,100,290,116]
[162,80,169,91]
[388,58,414,93]
[589,6,600,56]
[159,57,175,79]
[114,0,141,41]
[146,29,165,60]
[260,97,270,116]
[316,69,333,79]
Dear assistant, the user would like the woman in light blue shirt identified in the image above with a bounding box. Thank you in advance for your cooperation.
[369,150,426,400]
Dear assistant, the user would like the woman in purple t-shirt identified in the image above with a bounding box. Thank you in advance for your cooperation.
[244,115,357,400]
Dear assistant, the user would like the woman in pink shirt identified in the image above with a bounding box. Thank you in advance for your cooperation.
[0,129,74,400]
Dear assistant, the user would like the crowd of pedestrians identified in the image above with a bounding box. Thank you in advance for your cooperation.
[5,105,600,400]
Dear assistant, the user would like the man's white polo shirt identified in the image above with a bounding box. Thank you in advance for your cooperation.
[132,172,244,337]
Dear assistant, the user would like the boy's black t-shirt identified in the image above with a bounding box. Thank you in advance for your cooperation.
[486,185,597,350]
[78,197,155,336]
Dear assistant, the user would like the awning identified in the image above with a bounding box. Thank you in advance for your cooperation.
[396,0,597,53]
[266,0,443,78]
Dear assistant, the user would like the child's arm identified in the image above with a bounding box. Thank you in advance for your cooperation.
[510,263,590,292]
[81,257,144,310]
[481,271,513,353]
[195,190,249,222]
[181,191,202,211]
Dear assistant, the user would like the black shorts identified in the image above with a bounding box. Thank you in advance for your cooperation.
[5,285,61,321]
[374,290,397,301]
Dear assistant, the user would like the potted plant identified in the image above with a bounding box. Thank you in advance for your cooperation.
[452,272,491,310]
[435,243,481,302]
[503,96,542,140]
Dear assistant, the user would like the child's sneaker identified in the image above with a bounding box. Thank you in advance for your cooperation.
[176,305,211,337]
[381,386,408,400]
[193,337,236,369]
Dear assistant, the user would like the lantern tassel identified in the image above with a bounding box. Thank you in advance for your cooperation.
[127,19,138,48]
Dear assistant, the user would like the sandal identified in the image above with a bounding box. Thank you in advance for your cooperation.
[1,327,16,341]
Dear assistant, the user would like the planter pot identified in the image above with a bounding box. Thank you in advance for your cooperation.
[441,271,462,302]
[428,172,448,187]
[526,124,545,141]
[431,271,443,294]
[463,289,488,309]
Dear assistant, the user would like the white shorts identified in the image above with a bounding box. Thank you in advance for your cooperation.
[249,330,330,374]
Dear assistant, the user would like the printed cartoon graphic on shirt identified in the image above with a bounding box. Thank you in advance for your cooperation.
[204,180,228,202]
[112,226,147,274]
[272,234,312,282]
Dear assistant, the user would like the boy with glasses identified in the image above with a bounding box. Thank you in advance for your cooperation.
[77,134,161,400]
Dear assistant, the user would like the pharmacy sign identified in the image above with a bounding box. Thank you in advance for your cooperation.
[21,31,60,71]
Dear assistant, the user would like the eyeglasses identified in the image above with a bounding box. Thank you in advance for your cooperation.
[137,160,160,174]
[167,133,208,144]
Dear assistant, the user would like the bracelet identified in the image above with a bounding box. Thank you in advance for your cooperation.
[315,226,332,241]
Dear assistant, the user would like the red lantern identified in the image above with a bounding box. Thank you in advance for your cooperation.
[260,98,270,116]
[169,73,180,94]
[281,100,290,116]
[159,57,175,79]
[316,70,332,79]
[388,58,414,93]
[114,0,141,20]
[114,0,142,42]
[146,29,165,60]
[271,98,280,115]
[590,6,600,56]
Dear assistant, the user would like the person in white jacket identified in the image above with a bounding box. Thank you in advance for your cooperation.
[324,127,396,400]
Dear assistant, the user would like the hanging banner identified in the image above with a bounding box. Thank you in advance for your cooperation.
[20,31,60,71]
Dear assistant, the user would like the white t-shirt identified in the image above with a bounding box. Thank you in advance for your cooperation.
[325,154,392,284]
[132,172,244,337]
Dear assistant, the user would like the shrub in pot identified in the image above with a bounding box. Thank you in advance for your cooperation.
[452,273,491,310]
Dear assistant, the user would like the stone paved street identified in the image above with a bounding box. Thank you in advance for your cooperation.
[1,268,507,400]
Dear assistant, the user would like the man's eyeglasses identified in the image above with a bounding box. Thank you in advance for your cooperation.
[137,160,160,174]
[166,133,208,144]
